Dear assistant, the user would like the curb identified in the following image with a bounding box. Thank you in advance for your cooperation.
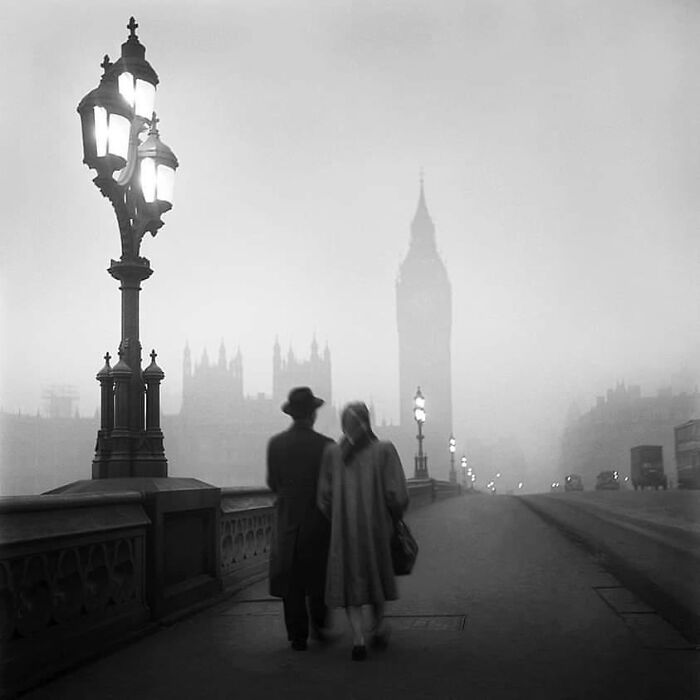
[518,495,700,645]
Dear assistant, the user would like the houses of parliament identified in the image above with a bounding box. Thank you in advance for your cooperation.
[165,337,335,485]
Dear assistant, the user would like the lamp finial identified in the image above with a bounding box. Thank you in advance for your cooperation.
[127,16,139,38]
[100,55,112,75]
[149,112,160,135]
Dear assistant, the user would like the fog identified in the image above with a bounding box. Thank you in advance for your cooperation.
[2,0,699,482]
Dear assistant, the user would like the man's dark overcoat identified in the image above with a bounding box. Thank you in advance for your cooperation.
[267,423,334,598]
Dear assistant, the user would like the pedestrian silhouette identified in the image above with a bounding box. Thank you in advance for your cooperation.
[266,387,334,650]
[317,401,409,660]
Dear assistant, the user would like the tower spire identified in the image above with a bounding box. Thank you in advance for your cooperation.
[409,171,436,255]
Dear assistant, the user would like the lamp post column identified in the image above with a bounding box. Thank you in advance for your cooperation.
[413,386,428,479]
[415,421,426,479]
[109,258,152,434]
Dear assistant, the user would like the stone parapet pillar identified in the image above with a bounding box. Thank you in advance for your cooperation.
[141,349,167,477]
[92,352,114,478]
[104,353,133,478]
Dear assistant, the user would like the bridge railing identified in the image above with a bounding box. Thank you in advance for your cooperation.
[0,477,461,697]
[0,491,150,697]
[220,487,274,592]
[408,478,462,505]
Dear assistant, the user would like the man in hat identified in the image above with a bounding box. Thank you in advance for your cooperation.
[267,386,334,650]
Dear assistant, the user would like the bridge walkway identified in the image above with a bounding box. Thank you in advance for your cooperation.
[23,495,698,700]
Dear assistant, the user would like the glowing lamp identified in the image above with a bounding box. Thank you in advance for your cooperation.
[413,386,426,424]
[112,17,159,120]
[138,118,179,210]
[77,56,132,173]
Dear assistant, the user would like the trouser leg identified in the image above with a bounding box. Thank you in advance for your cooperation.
[306,554,328,632]
[307,592,327,633]
[283,558,308,642]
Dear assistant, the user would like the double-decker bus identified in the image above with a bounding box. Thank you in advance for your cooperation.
[673,419,700,489]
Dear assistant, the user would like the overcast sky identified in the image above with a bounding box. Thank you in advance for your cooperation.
[1,0,699,470]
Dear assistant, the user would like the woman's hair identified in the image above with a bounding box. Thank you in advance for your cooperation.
[341,402,371,431]
[340,402,377,463]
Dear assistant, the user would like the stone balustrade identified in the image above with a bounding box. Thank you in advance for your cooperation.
[0,478,461,697]
[220,487,275,592]
[0,492,150,697]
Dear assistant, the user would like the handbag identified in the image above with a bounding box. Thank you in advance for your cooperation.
[390,518,418,576]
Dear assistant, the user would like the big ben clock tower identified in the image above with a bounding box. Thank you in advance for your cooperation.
[396,177,453,477]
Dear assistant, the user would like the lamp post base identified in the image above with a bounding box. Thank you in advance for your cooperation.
[93,430,167,479]
[414,455,429,480]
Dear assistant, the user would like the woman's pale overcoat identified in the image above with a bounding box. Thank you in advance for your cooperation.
[317,440,409,608]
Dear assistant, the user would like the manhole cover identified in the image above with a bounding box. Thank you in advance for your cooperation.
[222,602,466,632]
[223,599,281,616]
[384,615,466,631]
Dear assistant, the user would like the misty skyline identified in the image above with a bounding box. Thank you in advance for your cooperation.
[2,0,699,474]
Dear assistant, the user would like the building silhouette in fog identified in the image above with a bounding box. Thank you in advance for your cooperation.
[394,178,453,472]
[167,338,336,485]
[0,390,97,495]
[559,381,700,487]
[272,337,332,405]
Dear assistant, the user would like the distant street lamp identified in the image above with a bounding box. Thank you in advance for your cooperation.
[460,454,467,487]
[413,386,428,478]
[78,17,178,479]
[449,434,456,483]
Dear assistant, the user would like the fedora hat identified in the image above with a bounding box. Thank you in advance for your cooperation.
[282,386,325,417]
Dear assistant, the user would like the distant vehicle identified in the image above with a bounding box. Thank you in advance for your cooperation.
[674,420,700,489]
[564,474,583,491]
[630,445,667,490]
[595,470,620,490]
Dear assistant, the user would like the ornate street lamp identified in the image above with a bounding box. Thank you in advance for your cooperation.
[413,386,428,478]
[460,454,467,487]
[449,434,457,483]
[78,17,178,479]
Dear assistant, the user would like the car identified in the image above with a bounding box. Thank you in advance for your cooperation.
[564,474,583,491]
[595,470,621,490]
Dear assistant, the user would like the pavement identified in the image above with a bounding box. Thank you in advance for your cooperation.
[520,490,700,645]
[22,495,700,700]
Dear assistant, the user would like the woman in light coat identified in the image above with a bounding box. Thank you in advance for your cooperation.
[317,402,409,660]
